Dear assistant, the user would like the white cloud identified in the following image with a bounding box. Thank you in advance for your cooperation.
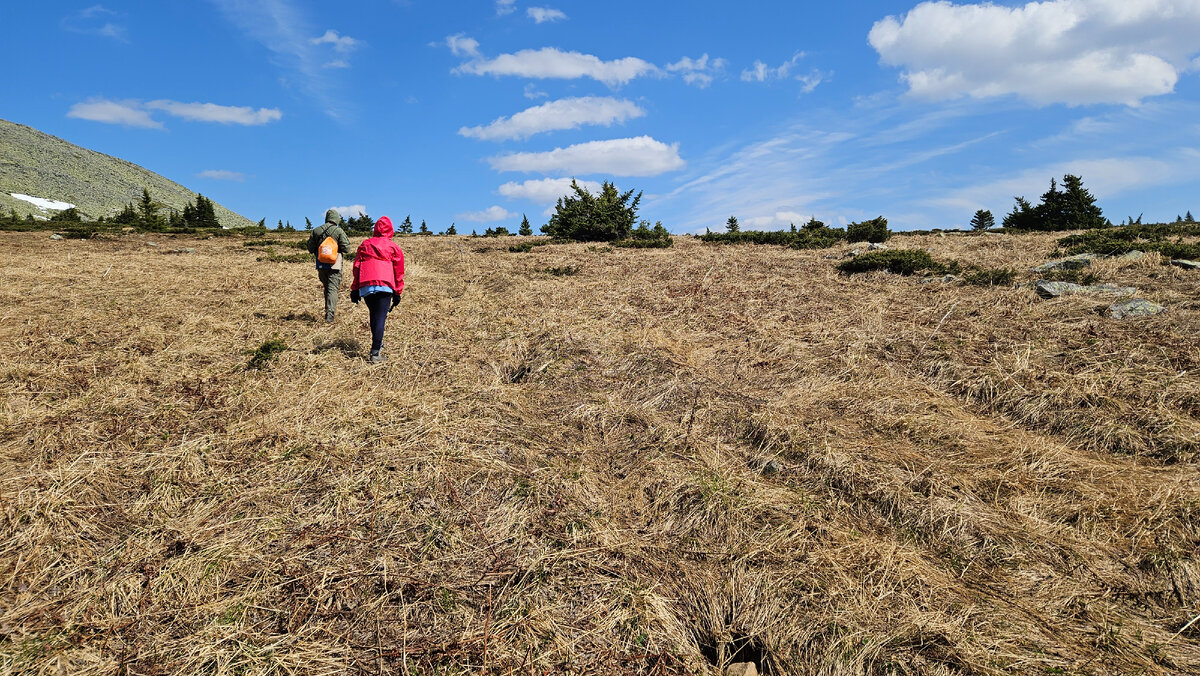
[868,0,1200,106]
[524,83,548,99]
[67,99,162,129]
[496,0,516,16]
[498,177,604,203]
[331,204,368,219]
[145,100,283,125]
[457,205,515,222]
[666,54,727,88]
[459,97,645,141]
[456,47,658,87]
[741,53,805,82]
[310,29,360,53]
[209,0,348,117]
[197,170,245,181]
[324,59,350,69]
[798,71,826,94]
[527,7,567,23]
[61,5,127,41]
[488,136,685,176]
[444,33,481,58]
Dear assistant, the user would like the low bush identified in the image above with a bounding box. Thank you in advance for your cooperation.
[242,239,285,248]
[701,222,845,250]
[544,265,580,276]
[1058,223,1200,259]
[247,337,288,370]
[961,267,1017,286]
[614,220,673,248]
[509,242,535,253]
[838,249,957,276]
[256,248,314,263]
[846,216,891,243]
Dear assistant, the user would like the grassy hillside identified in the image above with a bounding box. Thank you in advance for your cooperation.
[0,119,253,227]
[1,232,1198,674]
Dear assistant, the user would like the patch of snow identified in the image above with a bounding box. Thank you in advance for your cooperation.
[9,193,75,211]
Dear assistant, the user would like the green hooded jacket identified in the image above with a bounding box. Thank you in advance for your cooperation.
[307,209,352,269]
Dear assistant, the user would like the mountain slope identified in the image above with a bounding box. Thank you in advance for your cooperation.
[0,118,253,228]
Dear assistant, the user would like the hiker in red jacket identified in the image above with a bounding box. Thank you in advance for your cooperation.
[350,216,405,363]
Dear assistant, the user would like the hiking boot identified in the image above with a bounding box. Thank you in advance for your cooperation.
[368,350,385,364]
[325,312,335,324]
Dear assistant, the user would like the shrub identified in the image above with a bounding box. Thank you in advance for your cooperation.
[256,248,314,263]
[247,337,288,369]
[846,216,890,243]
[700,223,845,249]
[838,249,955,276]
[509,242,535,253]
[543,180,642,242]
[1058,223,1200,259]
[242,239,284,248]
[544,265,580,276]
[614,220,673,248]
[962,267,1016,286]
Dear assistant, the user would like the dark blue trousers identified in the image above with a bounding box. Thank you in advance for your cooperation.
[365,292,392,353]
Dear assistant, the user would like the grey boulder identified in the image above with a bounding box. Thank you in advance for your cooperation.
[1108,299,1167,319]
[1034,280,1135,299]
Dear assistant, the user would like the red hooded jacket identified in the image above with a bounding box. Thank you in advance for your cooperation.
[352,216,405,294]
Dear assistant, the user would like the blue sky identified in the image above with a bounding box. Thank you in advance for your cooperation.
[5,0,1200,231]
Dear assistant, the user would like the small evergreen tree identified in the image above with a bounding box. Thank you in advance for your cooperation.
[543,180,643,242]
[970,209,995,231]
[519,214,533,236]
[257,218,266,228]
[304,217,313,230]
[419,220,430,235]
[1187,211,1195,223]
[1002,197,1038,230]
[400,215,413,234]
[446,223,457,235]
[1058,174,1105,230]
[802,217,826,231]
[790,223,797,233]
[846,216,890,243]
[55,207,82,222]
[726,215,740,233]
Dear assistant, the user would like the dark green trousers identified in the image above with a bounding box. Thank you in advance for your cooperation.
[318,269,342,319]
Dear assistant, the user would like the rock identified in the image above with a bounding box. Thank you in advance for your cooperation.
[1031,254,1105,273]
[726,663,758,676]
[146,242,159,247]
[919,275,958,284]
[1108,298,1167,319]
[868,242,887,251]
[749,458,782,476]
[166,248,196,254]
[49,233,63,240]
[846,249,862,257]
[1170,259,1200,270]
[1118,250,1145,261]
[1034,280,1135,299]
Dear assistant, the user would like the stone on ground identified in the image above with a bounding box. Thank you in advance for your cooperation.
[725,663,758,676]
[1034,280,1136,299]
[1108,299,1167,319]
[1170,259,1200,270]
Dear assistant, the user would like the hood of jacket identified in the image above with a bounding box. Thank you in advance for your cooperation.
[324,209,343,225]
[373,216,394,238]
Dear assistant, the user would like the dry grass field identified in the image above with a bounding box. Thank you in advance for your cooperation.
[1,230,1198,674]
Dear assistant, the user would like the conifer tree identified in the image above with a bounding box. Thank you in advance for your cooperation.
[519,214,533,236]
[1187,211,1195,223]
[419,220,430,235]
[970,209,995,231]
[304,217,313,230]
[446,223,457,235]
[400,215,413,234]
[1058,174,1105,230]
[726,215,740,233]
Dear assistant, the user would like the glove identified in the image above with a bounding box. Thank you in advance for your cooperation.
[350,289,360,304]
[390,293,401,309]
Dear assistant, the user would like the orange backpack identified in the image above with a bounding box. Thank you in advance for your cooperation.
[317,233,338,265]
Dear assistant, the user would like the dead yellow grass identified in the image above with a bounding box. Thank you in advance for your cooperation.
[0,231,1198,674]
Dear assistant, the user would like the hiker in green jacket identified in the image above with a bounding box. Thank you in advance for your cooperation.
[307,209,352,323]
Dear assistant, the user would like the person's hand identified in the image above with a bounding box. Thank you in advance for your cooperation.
[390,293,401,309]
[351,289,360,304]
